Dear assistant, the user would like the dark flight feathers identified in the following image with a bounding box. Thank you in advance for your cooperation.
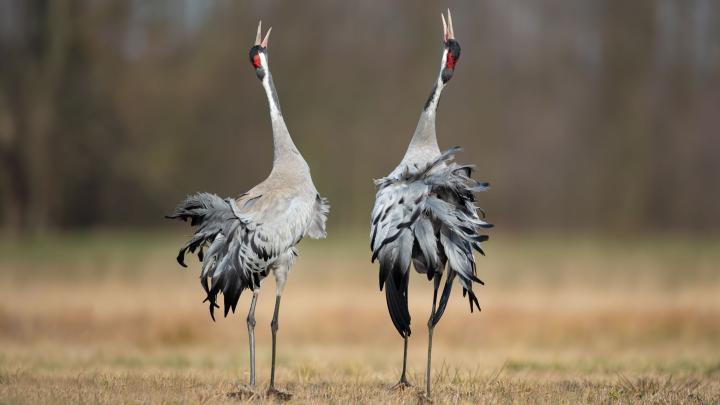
[371,148,491,336]
[166,192,256,321]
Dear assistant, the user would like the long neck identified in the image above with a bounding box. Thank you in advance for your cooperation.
[403,49,448,162]
[260,67,305,172]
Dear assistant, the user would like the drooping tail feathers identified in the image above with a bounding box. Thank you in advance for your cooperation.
[166,192,255,321]
[371,147,491,334]
[431,271,456,327]
[385,268,411,337]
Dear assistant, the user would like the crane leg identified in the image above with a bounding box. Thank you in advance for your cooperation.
[247,290,259,388]
[266,294,292,400]
[425,274,441,399]
[391,335,411,389]
[269,294,281,389]
[226,290,261,400]
[266,261,291,400]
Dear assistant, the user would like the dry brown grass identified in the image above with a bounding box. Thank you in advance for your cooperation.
[0,232,719,404]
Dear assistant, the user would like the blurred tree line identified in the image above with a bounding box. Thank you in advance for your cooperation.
[0,0,718,236]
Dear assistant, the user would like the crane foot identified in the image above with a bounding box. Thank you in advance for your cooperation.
[390,379,413,391]
[418,392,434,403]
[266,387,293,401]
[226,385,259,400]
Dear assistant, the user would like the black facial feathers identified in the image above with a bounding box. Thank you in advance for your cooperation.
[248,45,264,65]
[446,39,461,64]
[441,39,461,83]
[249,45,266,80]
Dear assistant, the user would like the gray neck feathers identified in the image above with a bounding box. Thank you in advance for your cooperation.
[402,70,446,164]
[261,69,307,174]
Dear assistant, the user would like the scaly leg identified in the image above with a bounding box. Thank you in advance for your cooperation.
[266,261,293,400]
[266,294,292,400]
[227,290,260,399]
[247,290,259,387]
[269,294,281,389]
[391,334,412,389]
[425,274,441,399]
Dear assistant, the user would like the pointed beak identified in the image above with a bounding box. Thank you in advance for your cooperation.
[254,20,272,48]
[261,27,272,48]
[441,9,455,43]
[255,21,263,46]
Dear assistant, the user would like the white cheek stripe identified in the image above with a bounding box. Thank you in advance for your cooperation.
[439,49,448,73]
[259,53,280,116]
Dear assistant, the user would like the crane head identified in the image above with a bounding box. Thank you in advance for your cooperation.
[440,9,461,83]
[249,21,272,80]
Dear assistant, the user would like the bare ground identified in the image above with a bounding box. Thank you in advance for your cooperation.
[0,232,718,404]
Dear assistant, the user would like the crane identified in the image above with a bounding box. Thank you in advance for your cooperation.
[370,10,492,399]
[166,21,329,400]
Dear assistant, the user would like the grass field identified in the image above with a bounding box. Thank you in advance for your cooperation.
[0,232,719,404]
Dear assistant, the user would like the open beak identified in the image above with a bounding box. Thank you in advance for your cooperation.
[441,9,455,43]
[254,20,272,48]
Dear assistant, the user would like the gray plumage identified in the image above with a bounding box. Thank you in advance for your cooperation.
[167,69,329,320]
[166,22,327,394]
[168,185,328,320]
[370,10,491,396]
[371,148,491,334]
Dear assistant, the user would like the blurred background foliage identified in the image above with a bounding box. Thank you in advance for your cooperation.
[1,3,719,402]
[0,0,718,236]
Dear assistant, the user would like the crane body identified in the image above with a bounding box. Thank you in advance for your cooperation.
[370,10,492,398]
[167,22,329,399]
